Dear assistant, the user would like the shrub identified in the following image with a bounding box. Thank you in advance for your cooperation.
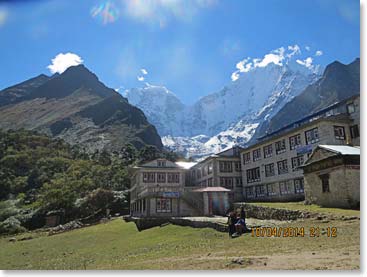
[0,216,26,235]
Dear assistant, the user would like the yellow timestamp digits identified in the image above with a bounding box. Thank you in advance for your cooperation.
[251,227,337,238]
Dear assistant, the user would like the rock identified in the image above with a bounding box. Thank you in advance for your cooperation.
[8,237,16,242]
[19,236,33,241]
[316,216,323,220]
[312,252,315,255]
[232,257,244,265]
[321,220,329,223]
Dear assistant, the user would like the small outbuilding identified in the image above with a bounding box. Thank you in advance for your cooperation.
[192,187,231,216]
[302,145,360,209]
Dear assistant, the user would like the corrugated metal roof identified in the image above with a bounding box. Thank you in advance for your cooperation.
[175,161,197,169]
[319,145,360,155]
[192,186,231,192]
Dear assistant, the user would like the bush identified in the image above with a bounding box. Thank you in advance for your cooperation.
[0,216,26,235]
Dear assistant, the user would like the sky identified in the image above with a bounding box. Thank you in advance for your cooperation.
[0,0,360,105]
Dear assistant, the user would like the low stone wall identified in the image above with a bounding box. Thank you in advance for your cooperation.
[123,216,228,232]
[233,203,307,221]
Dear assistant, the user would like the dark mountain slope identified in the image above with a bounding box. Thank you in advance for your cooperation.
[0,65,163,151]
[0,74,50,107]
[261,58,360,135]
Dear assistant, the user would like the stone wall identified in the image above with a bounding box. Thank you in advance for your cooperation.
[123,215,228,232]
[233,203,304,220]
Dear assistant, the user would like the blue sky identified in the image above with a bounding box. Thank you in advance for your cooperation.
[0,0,359,104]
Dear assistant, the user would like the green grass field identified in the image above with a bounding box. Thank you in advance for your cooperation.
[0,213,360,270]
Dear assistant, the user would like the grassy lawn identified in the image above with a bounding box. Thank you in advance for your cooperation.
[0,216,360,270]
[241,202,360,217]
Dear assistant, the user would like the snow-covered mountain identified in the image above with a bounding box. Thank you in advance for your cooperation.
[125,45,323,159]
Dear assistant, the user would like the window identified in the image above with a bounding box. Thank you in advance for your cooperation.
[220,177,233,189]
[265,163,275,177]
[334,126,346,140]
[234,161,241,172]
[291,155,304,171]
[196,169,201,179]
[275,139,286,154]
[243,152,251,164]
[235,177,243,187]
[167,173,180,183]
[263,144,273,158]
[279,181,293,195]
[253,148,261,161]
[208,178,213,187]
[156,198,172,213]
[219,161,233,172]
[305,128,319,145]
[320,174,330,193]
[347,103,355,114]
[157,173,166,182]
[143,172,155,183]
[277,159,288,174]
[255,185,266,197]
[289,134,302,150]
[157,160,166,167]
[245,187,254,198]
[246,167,260,183]
[202,166,207,177]
[208,163,213,174]
[201,180,207,187]
[294,178,304,194]
[267,183,277,196]
[350,125,360,139]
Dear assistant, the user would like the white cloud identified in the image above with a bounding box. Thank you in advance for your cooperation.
[287,45,301,57]
[296,57,313,68]
[231,45,321,82]
[141,68,148,75]
[0,8,8,27]
[122,0,217,27]
[137,76,145,81]
[315,50,323,56]
[47,53,83,74]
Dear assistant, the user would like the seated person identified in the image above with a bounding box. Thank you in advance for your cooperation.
[234,216,245,235]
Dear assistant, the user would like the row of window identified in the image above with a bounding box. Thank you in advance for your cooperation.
[196,177,243,189]
[192,161,241,180]
[131,198,173,213]
[246,155,304,183]
[245,179,304,198]
[243,128,319,164]
[142,172,180,183]
[243,124,360,166]
[131,199,146,213]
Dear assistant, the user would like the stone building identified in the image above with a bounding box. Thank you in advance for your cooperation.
[240,95,360,202]
[188,146,243,202]
[129,159,232,217]
[302,145,360,208]
[129,159,198,217]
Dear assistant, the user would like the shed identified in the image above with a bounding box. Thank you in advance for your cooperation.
[302,145,360,208]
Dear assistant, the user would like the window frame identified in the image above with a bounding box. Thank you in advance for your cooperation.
[334,125,346,140]
[289,134,302,150]
[277,159,289,174]
[275,139,286,154]
[263,144,273,158]
[265,163,275,177]
[156,198,172,213]
[305,127,319,145]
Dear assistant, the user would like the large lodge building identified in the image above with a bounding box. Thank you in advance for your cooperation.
[130,95,360,217]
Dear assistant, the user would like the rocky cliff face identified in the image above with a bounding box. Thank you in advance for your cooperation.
[262,58,360,136]
[0,65,163,152]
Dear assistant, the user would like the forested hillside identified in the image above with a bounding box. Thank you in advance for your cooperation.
[0,129,179,234]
